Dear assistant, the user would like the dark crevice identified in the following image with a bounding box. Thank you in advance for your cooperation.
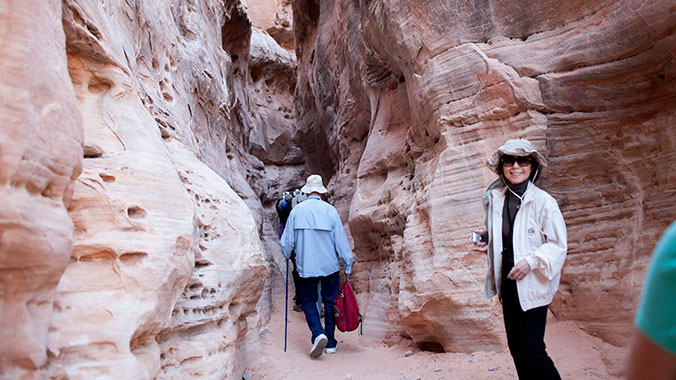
[221,3,251,67]
[416,341,445,353]
[83,144,103,158]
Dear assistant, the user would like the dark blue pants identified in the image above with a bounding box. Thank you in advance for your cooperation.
[298,271,340,349]
[501,278,561,380]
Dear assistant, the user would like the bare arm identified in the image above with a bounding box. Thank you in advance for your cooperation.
[626,330,676,380]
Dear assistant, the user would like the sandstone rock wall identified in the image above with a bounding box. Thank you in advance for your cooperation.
[3,0,676,378]
[245,1,305,335]
[0,2,83,378]
[292,0,676,371]
[243,0,294,51]
[1,0,298,378]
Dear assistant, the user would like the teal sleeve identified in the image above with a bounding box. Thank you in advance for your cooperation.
[636,221,676,355]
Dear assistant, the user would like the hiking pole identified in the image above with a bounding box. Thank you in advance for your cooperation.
[284,258,289,352]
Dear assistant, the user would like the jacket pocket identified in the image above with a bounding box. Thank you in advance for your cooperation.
[525,221,544,247]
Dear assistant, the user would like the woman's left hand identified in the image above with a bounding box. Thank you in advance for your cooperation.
[507,259,531,281]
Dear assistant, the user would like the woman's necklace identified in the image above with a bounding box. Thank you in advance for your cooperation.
[506,186,524,209]
[505,181,528,225]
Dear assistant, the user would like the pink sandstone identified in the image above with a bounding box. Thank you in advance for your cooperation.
[1,0,675,379]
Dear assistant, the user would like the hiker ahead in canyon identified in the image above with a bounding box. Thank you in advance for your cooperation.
[276,190,310,313]
[280,174,354,358]
[474,139,567,380]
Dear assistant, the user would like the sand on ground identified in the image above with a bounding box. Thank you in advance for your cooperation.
[247,294,623,380]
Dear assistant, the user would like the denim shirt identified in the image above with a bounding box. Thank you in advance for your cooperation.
[280,195,353,277]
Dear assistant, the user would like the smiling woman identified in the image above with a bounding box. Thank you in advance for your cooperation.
[501,155,534,186]
[477,139,567,380]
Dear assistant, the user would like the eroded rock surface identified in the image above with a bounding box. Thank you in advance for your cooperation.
[244,0,294,51]
[0,2,83,378]
[1,0,293,379]
[2,0,676,378]
[292,0,676,372]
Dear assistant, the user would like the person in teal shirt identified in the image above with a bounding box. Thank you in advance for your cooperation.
[627,221,676,379]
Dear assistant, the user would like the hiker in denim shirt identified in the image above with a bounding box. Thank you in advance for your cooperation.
[281,174,353,358]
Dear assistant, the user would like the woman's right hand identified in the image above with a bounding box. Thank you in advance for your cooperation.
[473,242,487,248]
[470,230,488,248]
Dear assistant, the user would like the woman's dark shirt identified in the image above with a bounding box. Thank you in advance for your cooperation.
[501,180,529,280]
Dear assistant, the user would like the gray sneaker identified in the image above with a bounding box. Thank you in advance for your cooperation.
[310,334,328,358]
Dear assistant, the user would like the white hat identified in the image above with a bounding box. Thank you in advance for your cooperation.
[487,139,547,174]
[301,174,328,194]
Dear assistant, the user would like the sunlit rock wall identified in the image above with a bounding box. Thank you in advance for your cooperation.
[0,2,83,378]
[292,0,676,371]
[0,0,296,378]
[244,0,294,51]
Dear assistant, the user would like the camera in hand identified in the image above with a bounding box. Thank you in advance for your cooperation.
[471,231,487,244]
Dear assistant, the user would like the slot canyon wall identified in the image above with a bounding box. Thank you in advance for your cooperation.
[1,0,299,379]
[1,0,676,379]
[291,0,676,374]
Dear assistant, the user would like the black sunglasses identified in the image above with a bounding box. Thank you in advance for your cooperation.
[502,155,532,167]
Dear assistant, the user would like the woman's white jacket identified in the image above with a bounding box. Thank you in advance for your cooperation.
[483,181,567,311]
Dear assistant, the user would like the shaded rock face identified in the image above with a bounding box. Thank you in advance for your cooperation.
[1,0,299,379]
[292,0,676,364]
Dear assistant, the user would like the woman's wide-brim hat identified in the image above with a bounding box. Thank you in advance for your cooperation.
[487,139,547,174]
[301,174,328,194]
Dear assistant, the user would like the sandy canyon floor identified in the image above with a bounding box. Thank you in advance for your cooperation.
[248,295,622,380]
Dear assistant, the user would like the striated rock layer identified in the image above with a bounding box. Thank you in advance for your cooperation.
[292,0,676,372]
[2,0,676,378]
[1,0,298,379]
